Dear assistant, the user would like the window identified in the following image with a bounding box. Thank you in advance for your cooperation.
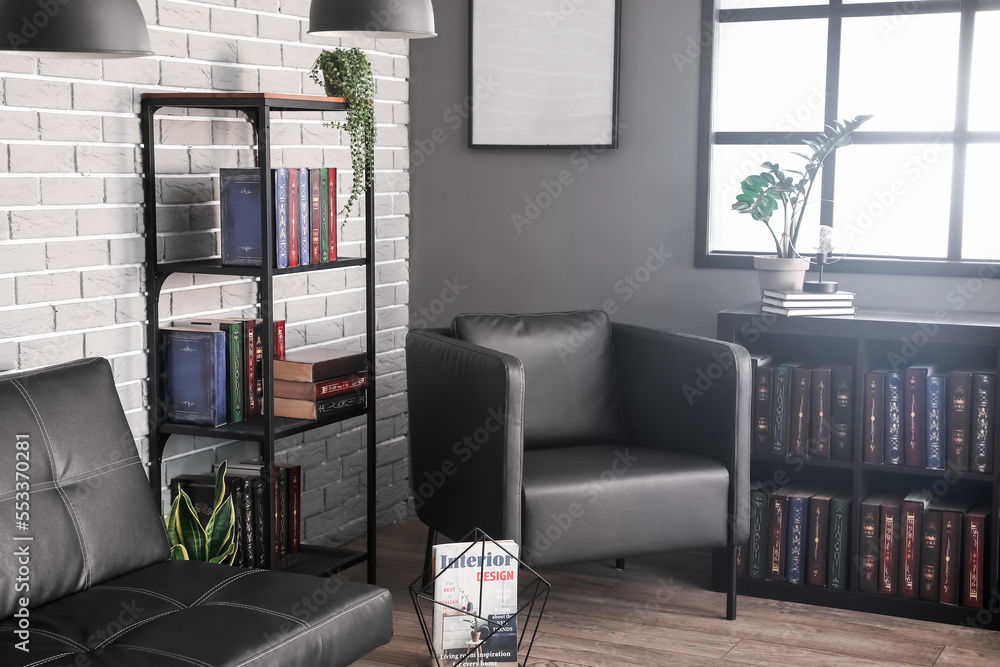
[696,0,1000,276]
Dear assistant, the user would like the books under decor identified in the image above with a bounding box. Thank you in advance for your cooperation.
[273,372,368,401]
[221,460,303,562]
[159,327,228,427]
[273,348,368,382]
[274,390,367,420]
[432,540,519,666]
[220,168,263,267]
[760,289,856,318]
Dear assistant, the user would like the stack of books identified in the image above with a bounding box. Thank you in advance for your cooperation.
[761,289,856,317]
[273,348,369,420]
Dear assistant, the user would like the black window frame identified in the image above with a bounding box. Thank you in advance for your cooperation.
[695,0,1000,278]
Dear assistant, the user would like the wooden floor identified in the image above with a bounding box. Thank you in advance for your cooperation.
[341,518,1000,666]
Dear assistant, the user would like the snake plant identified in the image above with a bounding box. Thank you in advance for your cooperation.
[165,461,238,565]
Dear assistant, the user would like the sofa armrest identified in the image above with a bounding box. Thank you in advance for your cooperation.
[611,323,752,542]
[405,330,526,542]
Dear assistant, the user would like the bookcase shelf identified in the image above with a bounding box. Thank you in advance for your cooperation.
[141,92,377,584]
[718,304,1000,631]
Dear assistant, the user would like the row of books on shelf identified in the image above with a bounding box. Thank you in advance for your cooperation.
[159,318,368,426]
[752,359,854,460]
[863,368,996,473]
[170,462,301,569]
[220,167,341,269]
[742,485,990,608]
[760,289,856,318]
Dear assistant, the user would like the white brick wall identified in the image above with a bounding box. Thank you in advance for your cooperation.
[0,0,411,547]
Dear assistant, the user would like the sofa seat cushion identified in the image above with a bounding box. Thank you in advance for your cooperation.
[520,445,729,566]
[0,561,392,667]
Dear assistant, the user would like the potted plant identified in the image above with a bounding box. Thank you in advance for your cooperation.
[165,461,238,564]
[310,47,377,219]
[732,114,872,291]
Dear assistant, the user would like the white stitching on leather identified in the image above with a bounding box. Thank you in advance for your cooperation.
[203,601,309,628]
[22,652,75,667]
[191,570,260,606]
[0,358,96,383]
[0,457,141,503]
[115,644,213,667]
[92,585,185,609]
[12,379,92,588]
[12,628,86,652]
[232,589,392,667]
[93,610,178,650]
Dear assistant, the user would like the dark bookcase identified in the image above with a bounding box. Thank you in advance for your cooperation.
[718,305,1000,630]
[141,93,376,583]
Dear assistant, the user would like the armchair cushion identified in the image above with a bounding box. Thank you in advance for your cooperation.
[454,311,626,450]
[520,445,729,566]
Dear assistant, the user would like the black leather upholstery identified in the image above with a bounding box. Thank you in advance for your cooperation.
[454,311,626,450]
[407,312,751,618]
[0,358,392,666]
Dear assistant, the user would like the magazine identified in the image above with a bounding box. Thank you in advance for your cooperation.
[432,540,519,666]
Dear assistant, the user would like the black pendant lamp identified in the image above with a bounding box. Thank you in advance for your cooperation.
[309,0,436,39]
[0,0,153,58]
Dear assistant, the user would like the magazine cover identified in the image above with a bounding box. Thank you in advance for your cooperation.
[432,540,519,666]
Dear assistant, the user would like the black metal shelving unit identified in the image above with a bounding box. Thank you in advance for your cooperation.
[141,92,377,584]
[717,305,1000,630]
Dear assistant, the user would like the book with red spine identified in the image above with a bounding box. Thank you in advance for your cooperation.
[809,366,832,459]
[931,501,964,605]
[863,372,885,464]
[310,168,321,265]
[807,490,835,587]
[276,463,302,554]
[904,366,929,467]
[273,372,368,401]
[947,370,972,471]
[273,320,286,359]
[859,494,884,593]
[328,167,337,261]
[766,488,790,582]
[963,505,989,608]
[244,318,257,418]
[920,509,942,602]
[789,367,811,458]
[878,498,901,595]
[900,492,927,599]
[288,168,299,267]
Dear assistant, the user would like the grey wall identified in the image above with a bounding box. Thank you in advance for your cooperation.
[409,0,1000,338]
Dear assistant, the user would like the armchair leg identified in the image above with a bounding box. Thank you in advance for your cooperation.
[615,558,625,571]
[726,544,738,621]
[422,527,437,590]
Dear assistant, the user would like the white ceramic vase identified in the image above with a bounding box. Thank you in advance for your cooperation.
[754,255,810,293]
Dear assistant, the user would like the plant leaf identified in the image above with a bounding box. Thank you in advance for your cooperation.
[206,495,237,561]
[212,461,228,515]
[175,488,209,562]
[170,544,189,561]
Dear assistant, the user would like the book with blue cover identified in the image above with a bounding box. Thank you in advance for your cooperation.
[275,168,289,269]
[926,374,946,469]
[785,489,812,584]
[298,167,310,265]
[884,371,904,465]
[220,168,263,266]
[160,327,228,427]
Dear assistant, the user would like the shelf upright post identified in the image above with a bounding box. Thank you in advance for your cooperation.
[365,122,377,585]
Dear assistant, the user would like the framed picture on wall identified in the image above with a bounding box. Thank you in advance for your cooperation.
[469,0,621,149]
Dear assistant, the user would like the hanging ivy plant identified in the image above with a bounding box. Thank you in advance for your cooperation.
[310,48,376,219]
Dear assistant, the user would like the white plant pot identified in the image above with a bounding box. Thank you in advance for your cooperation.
[754,255,810,293]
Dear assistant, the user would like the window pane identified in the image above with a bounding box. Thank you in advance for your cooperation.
[962,145,1000,261]
[715,20,827,132]
[832,144,952,259]
[710,144,822,254]
[720,0,823,8]
[969,10,1000,131]
[839,15,960,132]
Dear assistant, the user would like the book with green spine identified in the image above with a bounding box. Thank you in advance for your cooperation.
[320,167,330,263]
[772,364,795,455]
[828,493,851,590]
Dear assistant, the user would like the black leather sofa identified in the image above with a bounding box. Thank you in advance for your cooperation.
[0,357,392,666]
[407,311,751,619]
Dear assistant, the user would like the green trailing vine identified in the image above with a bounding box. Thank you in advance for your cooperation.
[310,48,376,219]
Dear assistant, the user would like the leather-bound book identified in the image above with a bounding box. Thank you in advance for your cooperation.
[273,348,367,382]
[219,168,262,267]
[863,372,885,464]
[900,492,927,599]
[930,501,965,605]
[310,168,322,265]
[275,168,289,269]
[879,498,901,595]
[327,167,338,261]
[320,167,330,263]
[785,489,813,585]
[884,371,904,465]
[766,488,790,582]
[947,370,972,471]
[284,464,302,554]
[827,493,851,590]
[298,167,310,266]
[859,494,884,594]
[273,391,366,420]
[789,367,812,459]
[972,372,996,474]
[807,491,836,587]
[273,320,286,359]
[160,327,228,427]
[753,362,774,454]
[809,366,832,459]
[963,505,990,608]
[288,167,299,267]
[772,364,796,456]
[239,477,255,568]
[273,373,369,401]
[748,482,770,579]
[231,482,245,568]
[252,476,269,569]
[904,366,928,467]
[926,374,946,469]
[919,509,942,602]
[830,365,854,461]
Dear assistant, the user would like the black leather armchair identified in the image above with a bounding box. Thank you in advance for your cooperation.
[0,358,392,666]
[406,311,750,619]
